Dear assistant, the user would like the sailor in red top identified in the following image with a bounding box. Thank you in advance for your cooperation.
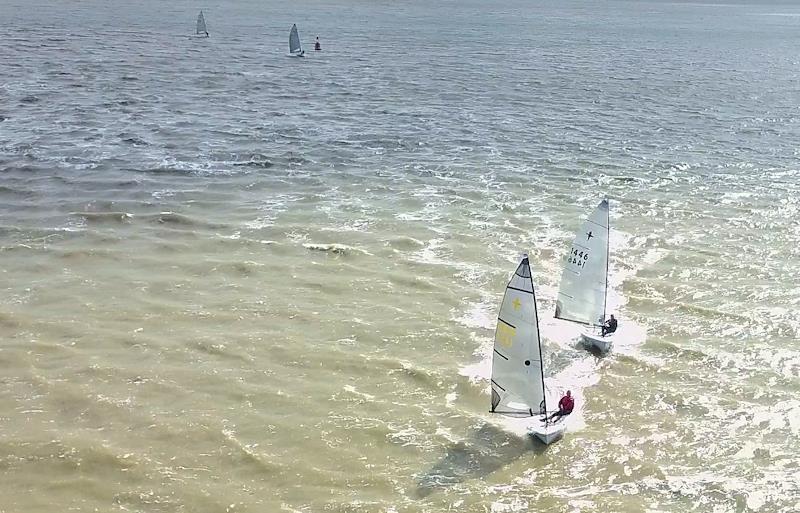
[547,390,574,422]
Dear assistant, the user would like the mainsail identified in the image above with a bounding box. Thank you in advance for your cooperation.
[289,24,302,54]
[490,255,547,417]
[197,11,208,36]
[555,199,610,327]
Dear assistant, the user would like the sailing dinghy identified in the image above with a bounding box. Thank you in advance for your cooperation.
[555,199,613,353]
[491,254,566,445]
[288,24,305,57]
[196,11,208,37]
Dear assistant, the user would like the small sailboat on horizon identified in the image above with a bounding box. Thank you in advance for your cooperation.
[490,254,566,445]
[555,199,614,353]
[196,11,209,37]
[288,23,305,57]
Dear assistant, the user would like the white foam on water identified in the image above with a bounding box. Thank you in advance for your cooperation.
[302,242,373,256]
[151,189,175,199]
[154,156,217,174]
[386,424,435,451]
[452,298,495,331]
[243,217,277,230]
[746,490,767,511]
[342,385,376,402]
[444,390,458,408]
[408,237,449,266]
[754,13,800,17]
[540,315,586,349]
[58,217,87,233]
[662,472,776,513]
[489,496,528,513]
[458,331,493,386]
[285,230,309,244]
[394,199,445,224]
[319,219,372,233]
[434,425,461,445]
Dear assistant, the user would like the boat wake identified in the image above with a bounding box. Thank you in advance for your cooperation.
[302,242,372,256]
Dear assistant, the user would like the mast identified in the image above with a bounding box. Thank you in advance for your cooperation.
[601,198,610,324]
[529,257,547,415]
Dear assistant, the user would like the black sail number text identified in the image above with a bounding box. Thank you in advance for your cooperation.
[567,247,589,268]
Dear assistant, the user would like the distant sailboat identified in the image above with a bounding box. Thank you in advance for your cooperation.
[196,11,208,37]
[491,254,566,445]
[288,24,304,57]
[555,199,613,353]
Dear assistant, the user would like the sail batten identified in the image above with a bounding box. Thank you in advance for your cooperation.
[492,349,508,360]
[555,199,610,327]
[508,285,534,294]
[490,256,546,418]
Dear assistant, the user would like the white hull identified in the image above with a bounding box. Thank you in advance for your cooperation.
[288,52,305,58]
[531,421,566,445]
[581,331,614,353]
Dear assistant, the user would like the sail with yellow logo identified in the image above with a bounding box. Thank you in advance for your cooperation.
[490,254,565,444]
[490,255,546,417]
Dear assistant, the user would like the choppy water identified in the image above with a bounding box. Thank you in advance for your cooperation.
[1,0,799,511]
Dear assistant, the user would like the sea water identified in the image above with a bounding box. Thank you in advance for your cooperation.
[1,0,798,511]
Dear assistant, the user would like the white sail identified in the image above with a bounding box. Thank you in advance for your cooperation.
[490,255,547,417]
[555,199,610,327]
[289,24,302,54]
[196,11,208,36]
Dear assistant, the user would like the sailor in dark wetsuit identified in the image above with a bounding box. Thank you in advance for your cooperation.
[602,314,618,337]
[314,37,321,51]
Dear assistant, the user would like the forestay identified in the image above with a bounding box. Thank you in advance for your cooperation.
[196,11,207,36]
[289,24,302,54]
[490,255,547,417]
[555,199,610,327]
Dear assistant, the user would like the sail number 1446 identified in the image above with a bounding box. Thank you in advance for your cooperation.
[567,248,589,268]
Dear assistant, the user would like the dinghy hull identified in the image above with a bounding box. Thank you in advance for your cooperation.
[581,331,613,354]
[531,423,566,445]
